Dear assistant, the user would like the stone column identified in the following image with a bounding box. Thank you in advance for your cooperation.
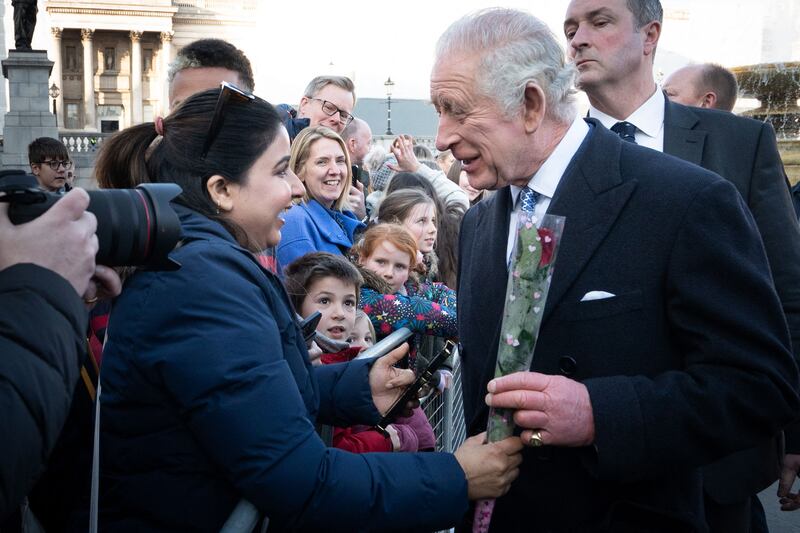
[130,31,143,125]
[1,51,58,169]
[50,27,63,127]
[160,31,173,114]
[81,29,96,130]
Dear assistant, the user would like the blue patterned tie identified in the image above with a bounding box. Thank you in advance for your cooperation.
[519,186,540,213]
[611,121,638,143]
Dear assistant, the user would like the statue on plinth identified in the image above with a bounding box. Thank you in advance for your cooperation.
[12,0,38,50]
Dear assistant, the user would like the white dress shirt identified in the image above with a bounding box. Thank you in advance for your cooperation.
[506,116,590,264]
[588,88,665,152]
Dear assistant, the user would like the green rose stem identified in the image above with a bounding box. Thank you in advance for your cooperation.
[473,212,565,533]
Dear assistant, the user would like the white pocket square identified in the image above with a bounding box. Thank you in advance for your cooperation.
[580,291,616,302]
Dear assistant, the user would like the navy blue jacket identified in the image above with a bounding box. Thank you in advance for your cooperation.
[662,100,800,501]
[99,206,466,532]
[458,121,800,532]
[276,103,310,143]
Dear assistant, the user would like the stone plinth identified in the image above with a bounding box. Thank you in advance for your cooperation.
[1,50,58,170]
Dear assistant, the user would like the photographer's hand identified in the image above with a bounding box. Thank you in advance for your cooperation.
[82,264,122,309]
[0,188,98,296]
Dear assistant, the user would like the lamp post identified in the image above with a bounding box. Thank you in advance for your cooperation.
[49,83,60,119]
[384,76,394,135]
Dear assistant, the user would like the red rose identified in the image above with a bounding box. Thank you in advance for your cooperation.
[538,227,555,267]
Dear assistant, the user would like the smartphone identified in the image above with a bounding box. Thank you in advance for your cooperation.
[375,339,456,436]
[298,311,322,343]
[354,327,413,360]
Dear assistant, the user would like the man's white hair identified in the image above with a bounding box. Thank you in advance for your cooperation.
[435,7,577,124]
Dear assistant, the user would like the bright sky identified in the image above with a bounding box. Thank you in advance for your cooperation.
[18,0,797,106]
[247,0,793,104]
[250,1,569,102]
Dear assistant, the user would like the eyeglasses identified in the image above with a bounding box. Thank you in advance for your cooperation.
[200,81,257,159]
[39,159,73,170]
[310,98,354,127]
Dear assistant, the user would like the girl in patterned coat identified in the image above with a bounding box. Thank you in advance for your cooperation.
[351,223,457,342]
[351,224,457,396]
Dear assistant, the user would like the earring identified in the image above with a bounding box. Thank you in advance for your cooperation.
[215,203,221,215]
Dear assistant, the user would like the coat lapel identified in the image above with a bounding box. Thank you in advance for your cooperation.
[475,186,513,318]
[663,98,706,166]
[543,121,637,322]
[467,187,513,419]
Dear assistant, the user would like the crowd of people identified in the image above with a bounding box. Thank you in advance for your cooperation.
[3,0,800,532]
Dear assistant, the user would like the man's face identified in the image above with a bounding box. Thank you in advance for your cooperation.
[298,84,355,134]
[431,54,532,190]
[31,158,70,191]
[349,125,372,165]
[564,0,651,93]
[663,66,705,107]
[169,67,243,110]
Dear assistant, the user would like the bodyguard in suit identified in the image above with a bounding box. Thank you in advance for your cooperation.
[563,0,800,528]
[433,7,800,532]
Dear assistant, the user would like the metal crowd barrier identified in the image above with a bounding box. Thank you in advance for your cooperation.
[422,349,466,453]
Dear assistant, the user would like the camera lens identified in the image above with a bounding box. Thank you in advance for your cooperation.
[3,171,181,269]
[87,183,181,268]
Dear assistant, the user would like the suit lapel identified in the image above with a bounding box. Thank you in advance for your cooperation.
[476,187,513,317]
[543,122,637,322]
[468,187,513,419]
[663,98,706,166]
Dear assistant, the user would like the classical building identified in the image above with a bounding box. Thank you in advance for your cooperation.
[42,0,256,132]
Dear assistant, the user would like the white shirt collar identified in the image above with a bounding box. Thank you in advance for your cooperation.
[588,88,665,141]
[510,115,590,205]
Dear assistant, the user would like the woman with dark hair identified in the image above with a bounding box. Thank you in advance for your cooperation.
[276,126,365,272]
[95,85,522,532]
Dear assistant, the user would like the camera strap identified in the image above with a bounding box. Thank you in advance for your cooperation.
[89,380,100,533]
[88,322,109,533]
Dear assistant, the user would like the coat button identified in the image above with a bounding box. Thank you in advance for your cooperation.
[559,356,577,376]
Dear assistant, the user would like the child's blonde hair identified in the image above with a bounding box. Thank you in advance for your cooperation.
[354,310,376,339]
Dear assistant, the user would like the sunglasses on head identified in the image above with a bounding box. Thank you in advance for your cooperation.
[200,81,257,159]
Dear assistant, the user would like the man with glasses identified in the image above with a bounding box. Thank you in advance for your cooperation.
[279,75,356,142]
[28,137,73,192]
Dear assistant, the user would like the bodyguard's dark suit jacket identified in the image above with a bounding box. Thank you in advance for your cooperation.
[458,121,800,532]
[663,100,800,503]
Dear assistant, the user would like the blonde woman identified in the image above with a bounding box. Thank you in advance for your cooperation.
[277,126,365,271]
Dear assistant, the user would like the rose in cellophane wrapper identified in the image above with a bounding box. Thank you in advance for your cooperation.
[472,211,565,533]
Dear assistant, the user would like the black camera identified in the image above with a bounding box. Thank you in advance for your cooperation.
[0,170,182,269]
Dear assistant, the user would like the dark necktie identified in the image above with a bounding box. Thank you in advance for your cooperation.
[611,121,638,143]
[519,186,540,213]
